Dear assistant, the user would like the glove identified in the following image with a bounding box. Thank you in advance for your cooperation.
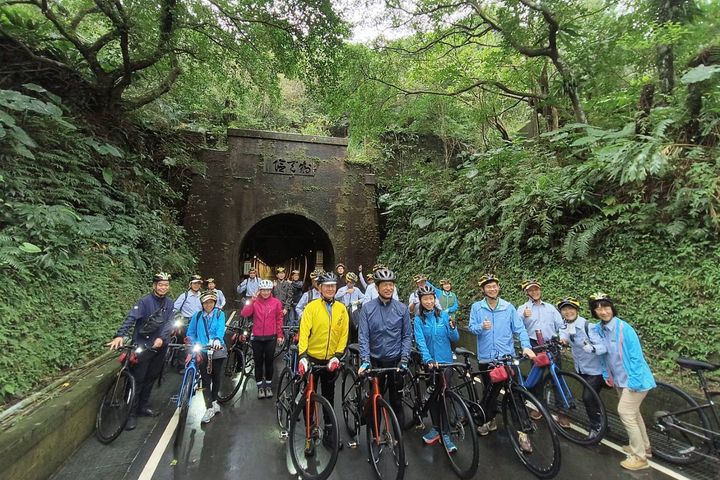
[328,357,340,372]
[359,362,370,374]
[582,343,595,354]
[398,357,409,370]
[298,358,309,376]
[211,339,222,349]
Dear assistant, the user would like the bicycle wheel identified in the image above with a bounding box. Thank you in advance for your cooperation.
[542,370,607,445]
[288,392,340,480]
[174,370,194,453]
[502,385,561,479]
[640,381,710,464]
[342,368,361,437]
[366,396,405,480]
[217,348,245,404]
[95,369,136,444]
[274,335,290,360]
[443,390,479,479]
[242,342,255,377]
[276,367,295,430]
[450,374,485,429]
[400,373,422,430]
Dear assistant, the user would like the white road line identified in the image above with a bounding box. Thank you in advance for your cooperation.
[137,408,179,480]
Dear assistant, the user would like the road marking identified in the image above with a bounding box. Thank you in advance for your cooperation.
[137,408,179,480]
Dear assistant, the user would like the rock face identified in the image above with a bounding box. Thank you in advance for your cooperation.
[185,129,380,293]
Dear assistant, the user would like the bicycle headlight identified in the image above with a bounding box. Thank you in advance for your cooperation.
[245,300,251,306]
[135,347,143,354]
[192,344,201,353]
[174,320,183,328]
[513,359,520,366]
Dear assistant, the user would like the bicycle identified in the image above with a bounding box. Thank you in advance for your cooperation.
[340,344,364,441]
[524,336,608,446]
[276,325,301,431]
[158,317,185,385]
[216,314,254,403]
[453,348,561,479]
[274,322,296,360]
[640,356,720,465]
[95,344,139,443]
[402,362,478,479]
[287,363,341,480]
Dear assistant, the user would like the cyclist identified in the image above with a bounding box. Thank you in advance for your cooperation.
[517,279,564,419]
[335,263,347,288]
[204,277,226,310]
[174,274,203,324]
[187,290,227,423]
[413,285,459,453]
[241,279,284,399]
[468,274,535,441]
[435,278,458,320]
[236,267,260,301]
[288,269,304,326]
[358,267,412,428]
[363,264,399,301]
[407,274,441,315]
[107,272,174,431]
[590,293,655,471]
[295,268,323,319]
[272,267,293,325]
[335,272,366,344]
[557,297,606,434]
[297,272,349,452]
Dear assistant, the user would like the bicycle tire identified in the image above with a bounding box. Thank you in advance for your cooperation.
[443,390,479,479]
[400,371,423,430]
[450,373,485,429]
[542,370,607,446]
[242,342,255,377]
[342,368,361,437]
[276,367,294,430]
[273,334,290,360]
[217,347,245,404]
[366,396,405,480]
[174,369,195,453]
[288,392,340,480]
[502,385,561,479]
[95,369,136,444]
[641,381,710,464]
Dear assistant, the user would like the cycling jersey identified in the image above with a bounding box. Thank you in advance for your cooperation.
[298,298,349,360]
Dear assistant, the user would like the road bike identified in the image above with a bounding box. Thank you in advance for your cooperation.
[641,357,720,465]
[276,325,301,431]
[216,313,254,403]
[95,344,139,443]
[169,343,212,454]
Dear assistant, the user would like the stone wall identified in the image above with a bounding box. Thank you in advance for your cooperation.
[185,129,380,292]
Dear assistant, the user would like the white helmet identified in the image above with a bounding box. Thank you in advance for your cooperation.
[258,279,273,290]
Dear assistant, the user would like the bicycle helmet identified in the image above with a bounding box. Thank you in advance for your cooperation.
[318,272,338,285]
[189,274,203,284]
[366,273,374,281]
[478,273,499,288]
[258,279,274,290]
[557,297,581,311]
[588,292,617,318]
[200,290,218,303]
[417,284,435,298]
[276,267,286,273]
[439,278,451,286]
[373,267,396,283]
[336,263,346,269]
[291,269,300,275]
[413,273,427,283]
[521,279,542,290]
[372,263,386,272]
[310,268,324,280]
[345,272,359,283]
[153,272,171,282]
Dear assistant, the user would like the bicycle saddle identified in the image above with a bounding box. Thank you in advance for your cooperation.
[347,343,360,356]
[676,357,718,372]
[454,347,476,358]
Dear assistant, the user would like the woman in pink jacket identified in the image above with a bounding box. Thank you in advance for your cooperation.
[240,279,284,399]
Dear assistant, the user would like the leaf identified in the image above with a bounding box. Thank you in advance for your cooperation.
[0,109,16,126]
[102,168,113,186]
[18,242,42,253]
[412,216,432,228]
[680,65,720,85]
[22,83,47,93]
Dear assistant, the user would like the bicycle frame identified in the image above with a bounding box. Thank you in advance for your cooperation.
[522,350,576,411]
[367,369,399,445]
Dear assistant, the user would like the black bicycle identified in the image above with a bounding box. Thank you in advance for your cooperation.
[453,348,561,479]
[216,314,254,403]
[641,357,720,465]
[276,325,301,432]
[95,344,139,443]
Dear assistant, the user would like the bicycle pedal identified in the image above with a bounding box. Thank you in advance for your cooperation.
[414,422,426,431]
[279,430,289,441]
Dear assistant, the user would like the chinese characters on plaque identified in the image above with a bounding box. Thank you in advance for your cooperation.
[264,156,318,176]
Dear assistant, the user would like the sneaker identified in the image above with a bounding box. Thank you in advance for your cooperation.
[518,432,533,453]
[529,409,542,420]
[442,434,457,454]
[264,386,273,399]
[556,413,571,428]
[620,455,650,471]
[201,408,215,424]
[258,386,266,399]
[477,422,490,436]
[423,427,440,445]
[622,445,652,458]
[212,400,221,414]
[487,419,497,431]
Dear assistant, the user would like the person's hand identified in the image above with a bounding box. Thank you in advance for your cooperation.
[277,336,284,345]
[582,343,595,353]
[449,319,456,330]
[523,307,532,318]
[153,338,163,349]
[107,337,124,350]
[482,318,492,330]
[605,378,614,388]
[358,265,363,272]
[298,358,309,376]
[398,357,409,371]
[328,357,340,372]
[212,339,222,349]
[522,347,536,360]
[358,362,370,375]
[282,308,288,315]
[559,338,569,346]
[426,361,436,369]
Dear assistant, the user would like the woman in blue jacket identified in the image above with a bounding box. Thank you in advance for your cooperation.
[187,290,227,424]
[590,293,655,471]
[414,285,460,452]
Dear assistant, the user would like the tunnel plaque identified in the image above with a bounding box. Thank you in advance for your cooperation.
[264,156,318,176]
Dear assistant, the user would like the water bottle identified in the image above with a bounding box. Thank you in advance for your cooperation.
[535,329,545,346]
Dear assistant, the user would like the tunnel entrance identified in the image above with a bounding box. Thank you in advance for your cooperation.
[239,214,334,281]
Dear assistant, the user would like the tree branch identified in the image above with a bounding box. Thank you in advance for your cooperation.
[123,56,181,111]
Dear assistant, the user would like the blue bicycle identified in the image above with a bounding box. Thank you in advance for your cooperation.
[522,337,607,446]
[169,343,212,454]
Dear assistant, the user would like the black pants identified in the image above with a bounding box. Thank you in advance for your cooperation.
[581,373,605,430]
[131,347,165,413]
[252,337,276,384]
[427,370,447,432]
[200,354,226,408]
[370,357,405,428]
[479,364,502,422]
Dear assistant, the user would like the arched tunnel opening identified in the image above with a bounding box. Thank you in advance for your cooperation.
[239,214,334,283]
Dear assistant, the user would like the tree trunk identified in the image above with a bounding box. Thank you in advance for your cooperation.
[635,83,655,135]
[657,44,675,97]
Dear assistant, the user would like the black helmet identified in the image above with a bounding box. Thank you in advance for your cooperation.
[153,272,171,282]
[373,267,396,283]
[318,272,338,286]
[416,284,435,298]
